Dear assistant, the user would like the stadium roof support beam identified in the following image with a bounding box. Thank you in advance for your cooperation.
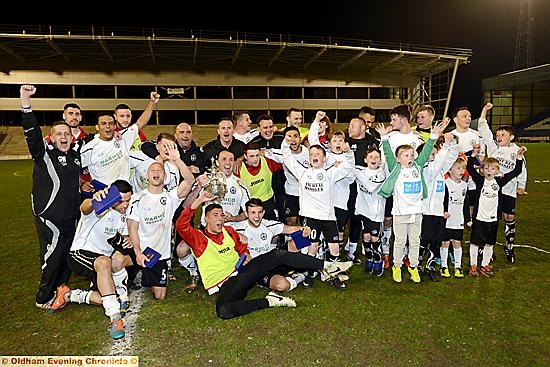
[193,38,199,64]
[303,46,327,69]
[98,39,114,63]
[46,39,70,63]
[404,56,440,76]
[371,53,404,73]
[268,43,286,67]
[148,37,156,63]
[337,50,366,71]
[232,40,243,66]
[443,59,460,118]
[0,42,25,63]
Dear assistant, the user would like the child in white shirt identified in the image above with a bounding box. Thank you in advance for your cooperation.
[376,120,447,283]
[353,147,386,276]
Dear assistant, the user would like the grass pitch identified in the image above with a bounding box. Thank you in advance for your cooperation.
[1,143,549,366]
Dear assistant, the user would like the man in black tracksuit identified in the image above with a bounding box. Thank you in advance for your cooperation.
[21,85,82,310]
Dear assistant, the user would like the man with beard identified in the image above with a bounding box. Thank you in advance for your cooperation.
[80,111,141,185]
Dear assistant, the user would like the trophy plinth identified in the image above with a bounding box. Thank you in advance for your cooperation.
[206,157,227,201]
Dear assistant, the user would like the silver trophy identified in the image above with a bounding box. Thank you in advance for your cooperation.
[206,157,227,201]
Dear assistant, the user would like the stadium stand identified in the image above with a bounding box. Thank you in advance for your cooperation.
[514,108,550,142]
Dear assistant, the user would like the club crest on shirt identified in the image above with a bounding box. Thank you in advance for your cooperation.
[230,187,236,194]
[412,170,419,178]
[114,141,121,149]
[491,183,499,191]
[190,154,197,162]
[510,152,516,160]
[260,233,268,241]
[74,158,81,166]
[160,197,167,205]
[317,173,324,181]
[58,156,67,166]
[350,143,357,152]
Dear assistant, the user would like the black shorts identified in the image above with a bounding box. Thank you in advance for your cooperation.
[420,215,446,246]
[499,194,516,215]
[256,265,292,289]
[141,259,170,287]
[303,217,339,243]
[384,195,393,218]
[443,228,464,242]
[284,195,300,218]
[467,189,479,206]
[334,207,349,233]
[470,220,498,247]
[262,197,279,221]
[358,215,382,238]
[68,249,110,290]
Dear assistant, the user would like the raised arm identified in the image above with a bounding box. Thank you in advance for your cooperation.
[308,111,325,147]
[477,103,497,154]
[165,144,195,199]
[135,91,161,130]
[430,135,460,175]
[20,85,45,160]
[376,123,397,171]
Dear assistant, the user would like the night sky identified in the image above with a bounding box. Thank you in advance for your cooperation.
[3,0,549,116]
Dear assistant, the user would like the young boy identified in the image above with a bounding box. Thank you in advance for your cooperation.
[466,146,526,277]
[232,198,311,293]
[376,120,447,283]
[282,133,355,289]
[441,158,469,279]
[477,102,527,263]
[353,147,386,276]
[418,129,460,281]
[309,111,357,264]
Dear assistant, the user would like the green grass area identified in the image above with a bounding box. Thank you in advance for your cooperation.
[1,143,550,366]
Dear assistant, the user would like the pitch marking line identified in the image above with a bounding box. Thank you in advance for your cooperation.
[108,289,145,356]
[465,241,550,254]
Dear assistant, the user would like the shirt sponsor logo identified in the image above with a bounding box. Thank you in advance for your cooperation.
[436,180,444,192]
[218,246,231,254]
[250,178,265,186]
[305,182,323,192]
[404,181,421,194]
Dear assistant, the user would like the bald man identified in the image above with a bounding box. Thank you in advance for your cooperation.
[141,122,206,177]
